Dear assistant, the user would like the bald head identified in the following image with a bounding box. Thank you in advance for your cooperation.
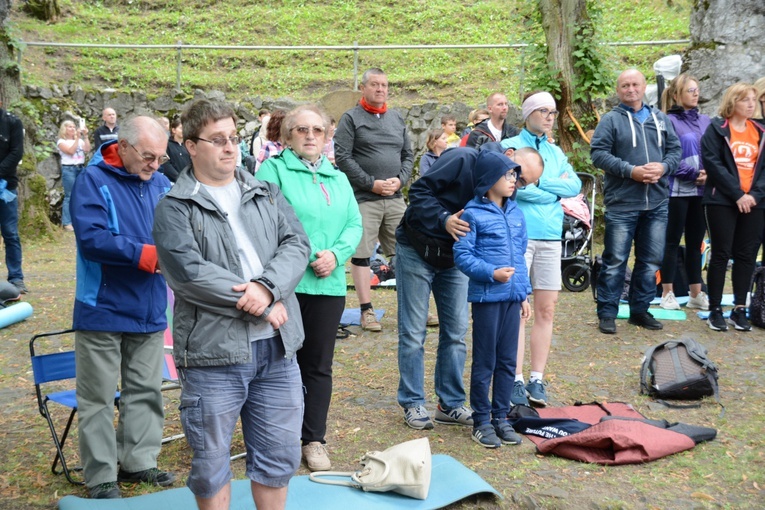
[616,69,647,110]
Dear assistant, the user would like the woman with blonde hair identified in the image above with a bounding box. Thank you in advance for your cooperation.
[701,82,765,331]
[658,73,711,311]
[419,128,448,176]
[57,119,90,231]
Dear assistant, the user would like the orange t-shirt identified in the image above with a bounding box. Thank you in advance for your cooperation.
[730,120,759,193]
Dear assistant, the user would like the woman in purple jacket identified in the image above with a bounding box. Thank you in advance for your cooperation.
[658,74,711,311]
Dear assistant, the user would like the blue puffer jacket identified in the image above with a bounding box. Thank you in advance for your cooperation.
[72,141,171,333]
[453,151,531,303]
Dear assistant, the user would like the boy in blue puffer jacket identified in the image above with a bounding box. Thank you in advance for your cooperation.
[453,150,532,448]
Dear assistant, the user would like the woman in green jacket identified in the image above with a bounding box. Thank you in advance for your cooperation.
[258,104,362,472]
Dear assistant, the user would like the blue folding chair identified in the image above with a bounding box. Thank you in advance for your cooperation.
[29,330,120,485]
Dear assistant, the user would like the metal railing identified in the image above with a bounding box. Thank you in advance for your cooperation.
[18,39,690,93]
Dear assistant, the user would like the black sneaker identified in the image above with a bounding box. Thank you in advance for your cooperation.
[707,307,728,332]
[89,481,121,499]
[628,312,663,330]
[10,280,28,294]
[598,317,616,334]
[491,419,522,445]
[472,423,501,448]
[510,380,530,406]
[728,308,752,331]
[117,467,176,487]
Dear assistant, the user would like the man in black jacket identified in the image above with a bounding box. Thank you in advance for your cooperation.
[94,107,119,149]
[0,102,26,293]
[466,93,519,150]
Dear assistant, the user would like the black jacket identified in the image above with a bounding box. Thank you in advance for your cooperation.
[0,109,24,191]
[465,119,519,150]
[160,139,191,183]
[701,117,765,208]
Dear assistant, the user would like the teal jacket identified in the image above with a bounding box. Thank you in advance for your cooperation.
[258,149,363,296]
[503,129,581,240]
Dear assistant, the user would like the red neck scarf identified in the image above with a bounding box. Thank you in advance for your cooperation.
[360,97,387,115]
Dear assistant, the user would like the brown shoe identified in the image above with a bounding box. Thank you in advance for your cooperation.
[426,313,439,327]
[361,308,382,332]
[302,442,331,471]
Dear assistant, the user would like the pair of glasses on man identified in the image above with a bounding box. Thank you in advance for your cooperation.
[129,144,170,165]
[192,135,242,148]
[503,168,531,189]
[291,126,326,136]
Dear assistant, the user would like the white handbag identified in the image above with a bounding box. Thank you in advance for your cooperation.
[309,437,432,500]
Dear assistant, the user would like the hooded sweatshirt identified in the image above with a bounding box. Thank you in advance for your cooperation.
[666,106,711,198]
[590,104,681,211]
[453,151,531,303]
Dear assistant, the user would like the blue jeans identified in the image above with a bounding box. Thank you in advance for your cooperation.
[178,336,303,499]
[61,164,83,227]
[0,194,23,282]
[396,233,469,410]
[597,203,668,318]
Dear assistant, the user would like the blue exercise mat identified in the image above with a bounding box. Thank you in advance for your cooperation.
[696,310,738,320]
[615,304,686,320]
[57,454,500,510]
[339,308,384,327]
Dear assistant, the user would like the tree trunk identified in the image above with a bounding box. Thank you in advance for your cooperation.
[538,0,600,154]
[23,0,61,22]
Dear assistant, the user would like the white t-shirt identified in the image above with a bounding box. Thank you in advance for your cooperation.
[202,180,275,341]
[487,121,503,142]
[57,139,86,165]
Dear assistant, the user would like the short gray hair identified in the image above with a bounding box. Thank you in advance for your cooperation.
[118,116,166,145]
[361,67,386,86]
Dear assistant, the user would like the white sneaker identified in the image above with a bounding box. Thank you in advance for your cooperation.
[660,291,681,310]
[302,442,331,471]
[686,291,709,311]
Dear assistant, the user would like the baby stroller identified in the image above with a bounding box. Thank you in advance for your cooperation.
[560,173,597,292]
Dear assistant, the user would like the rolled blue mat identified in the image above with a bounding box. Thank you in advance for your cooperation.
[0,301,32,329]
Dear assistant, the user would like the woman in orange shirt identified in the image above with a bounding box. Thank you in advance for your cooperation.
[701,82,765,332]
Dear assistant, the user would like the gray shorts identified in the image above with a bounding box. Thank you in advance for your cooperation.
[524,240,562,291]
[178,335,303,498]
[354,197,407,259]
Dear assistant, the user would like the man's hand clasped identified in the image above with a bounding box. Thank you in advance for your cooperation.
[232,280,288,329]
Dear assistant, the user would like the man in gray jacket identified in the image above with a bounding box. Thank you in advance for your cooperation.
[334,67,414,331]
[153,99,310,510]
[590,69,681,335]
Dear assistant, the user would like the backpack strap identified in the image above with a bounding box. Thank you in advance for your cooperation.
[640,342,666,395]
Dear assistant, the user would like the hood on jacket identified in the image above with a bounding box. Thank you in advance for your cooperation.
[479,141,506,154]
[473,150,519,198]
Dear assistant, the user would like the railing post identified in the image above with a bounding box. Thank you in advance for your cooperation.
[518,44,526,105]
[353,41,359,90]
[176,41,183,92]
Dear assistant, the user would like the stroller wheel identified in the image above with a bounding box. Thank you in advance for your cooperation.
[562,262,590,292]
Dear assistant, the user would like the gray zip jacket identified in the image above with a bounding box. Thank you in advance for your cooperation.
[590,104,681,212]
[153,166,310,367]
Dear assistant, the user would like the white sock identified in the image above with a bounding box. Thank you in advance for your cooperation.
[530,371,543,382]
[515,374,525,383]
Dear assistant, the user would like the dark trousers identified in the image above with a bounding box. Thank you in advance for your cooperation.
[296,293,345,444]
[469,301,520,426]
[705,205,765,308]
[661,196,706,285]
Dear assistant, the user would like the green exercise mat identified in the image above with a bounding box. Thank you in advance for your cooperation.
[616,304,687,321]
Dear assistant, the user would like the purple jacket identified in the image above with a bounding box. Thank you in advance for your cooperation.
[667,107,711,198]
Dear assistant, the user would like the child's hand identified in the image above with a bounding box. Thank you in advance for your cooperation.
[521,299,531,319]
[493,266,514,283]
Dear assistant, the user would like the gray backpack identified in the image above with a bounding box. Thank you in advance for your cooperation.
[640,338,719,403]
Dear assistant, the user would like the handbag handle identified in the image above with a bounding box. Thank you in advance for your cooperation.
[309,471,361,488]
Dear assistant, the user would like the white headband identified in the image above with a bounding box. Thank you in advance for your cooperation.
[522,92,556,121]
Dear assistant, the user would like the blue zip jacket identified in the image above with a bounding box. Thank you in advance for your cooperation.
[502,129,581,240]
[453,151,531,303]
[71,141,171,333]
[590,104,681,211]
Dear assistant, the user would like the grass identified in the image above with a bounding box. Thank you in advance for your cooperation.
[1,234,764,509]
[10,0,694,105]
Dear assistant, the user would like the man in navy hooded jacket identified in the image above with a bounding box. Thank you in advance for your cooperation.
[396,144,543,431]
[71,116,175,499]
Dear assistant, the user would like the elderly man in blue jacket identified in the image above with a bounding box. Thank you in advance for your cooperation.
[591,69,681,335]
[71,116,174,499]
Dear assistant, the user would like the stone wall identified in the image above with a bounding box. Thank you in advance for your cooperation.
[685,0,765,116]
[25,85,522,204]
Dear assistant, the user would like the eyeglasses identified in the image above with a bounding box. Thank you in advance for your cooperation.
[193,135,242,148]
[536,108,559,119]
[129,143,169,165]
[291,126,326,136]
[504,169,519,182]
[686,88,699,94]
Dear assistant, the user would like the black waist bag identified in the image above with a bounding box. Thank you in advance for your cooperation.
[402,216,455,269]
[640,337,719,401]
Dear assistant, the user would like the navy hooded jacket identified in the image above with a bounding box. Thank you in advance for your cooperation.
[71,141,171,333]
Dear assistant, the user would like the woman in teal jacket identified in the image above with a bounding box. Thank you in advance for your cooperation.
[258,104,362,472]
